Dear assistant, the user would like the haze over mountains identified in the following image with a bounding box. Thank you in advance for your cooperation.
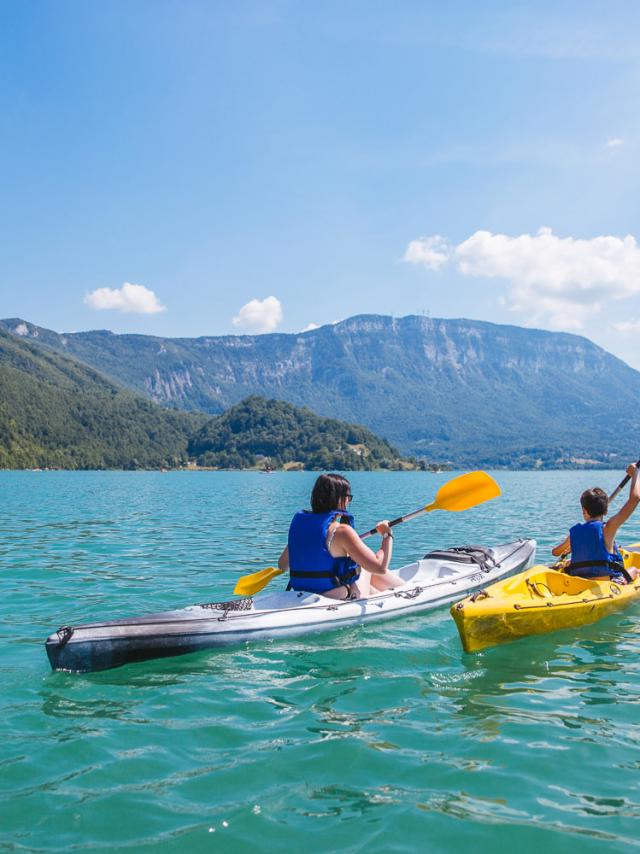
[2,314,639,467]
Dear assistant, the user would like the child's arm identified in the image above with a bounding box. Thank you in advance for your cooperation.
[552,535,570,557]
[604,463,640,551]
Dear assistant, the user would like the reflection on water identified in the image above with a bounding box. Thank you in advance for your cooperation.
[41,691,131,721]
[304,782,399,818]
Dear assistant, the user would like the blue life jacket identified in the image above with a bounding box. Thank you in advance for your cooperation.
[567,520,625,579]
[287,510,360,593]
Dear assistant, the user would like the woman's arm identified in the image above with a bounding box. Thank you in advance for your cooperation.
[604,464,640,551]
[331,522,393,575]
[278,546,289,572]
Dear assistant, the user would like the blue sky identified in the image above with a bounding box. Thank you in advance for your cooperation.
[1,1,640,367]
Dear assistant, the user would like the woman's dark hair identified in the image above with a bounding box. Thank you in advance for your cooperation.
[580,487,608,518]
[311,473,351,513]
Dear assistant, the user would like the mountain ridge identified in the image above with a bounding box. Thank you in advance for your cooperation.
[2,314,639,467]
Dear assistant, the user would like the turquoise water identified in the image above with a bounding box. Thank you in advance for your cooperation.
[1,470,640,852]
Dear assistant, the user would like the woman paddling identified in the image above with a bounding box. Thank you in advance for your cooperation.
[277,473,403,600]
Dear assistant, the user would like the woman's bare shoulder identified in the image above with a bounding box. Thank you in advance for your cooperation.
[333,523,359,541]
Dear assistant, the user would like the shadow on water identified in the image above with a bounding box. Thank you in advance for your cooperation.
[38,624,401,760]
[439,610,640,736]
[40,607,640,740]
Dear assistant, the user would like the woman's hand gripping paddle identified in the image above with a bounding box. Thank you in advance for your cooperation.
[232,470,501,596]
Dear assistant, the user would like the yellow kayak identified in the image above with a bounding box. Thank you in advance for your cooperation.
[451,544,640,653]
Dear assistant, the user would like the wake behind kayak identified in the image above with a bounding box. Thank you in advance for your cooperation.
[46,539,535,673]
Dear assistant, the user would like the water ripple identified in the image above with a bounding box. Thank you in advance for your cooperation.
[2,471,640,851]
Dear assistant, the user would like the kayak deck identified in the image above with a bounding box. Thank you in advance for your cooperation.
[451,544,640,652]
[46,539,535,672]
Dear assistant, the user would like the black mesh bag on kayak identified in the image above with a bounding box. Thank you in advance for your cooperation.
[422,545,497,572]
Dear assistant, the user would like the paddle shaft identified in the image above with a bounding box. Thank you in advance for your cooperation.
[608,457,640,504]
[359,471,499,539]
[360,506,428,540]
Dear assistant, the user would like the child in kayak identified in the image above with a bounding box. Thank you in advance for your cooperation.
[277,473,404,600]
[552,463,640,582]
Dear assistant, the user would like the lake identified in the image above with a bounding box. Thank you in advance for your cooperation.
[1,470,639,852]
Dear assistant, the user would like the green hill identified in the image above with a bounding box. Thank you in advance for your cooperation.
[0,330,205,469]
[0,332,415,471]
[188,396,416,470]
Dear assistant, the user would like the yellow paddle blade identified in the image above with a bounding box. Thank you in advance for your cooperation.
[424,470,501,513]
[233,566,284,596]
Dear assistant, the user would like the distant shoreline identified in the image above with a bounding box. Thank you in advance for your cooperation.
[0,465,623,473]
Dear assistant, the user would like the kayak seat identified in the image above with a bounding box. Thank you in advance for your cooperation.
[525,570,598,598]
[527,579,553,598]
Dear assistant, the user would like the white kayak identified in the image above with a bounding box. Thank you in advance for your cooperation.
[45,539,536,672]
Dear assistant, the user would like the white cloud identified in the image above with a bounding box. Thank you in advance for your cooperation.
[404,227,640,329]
[301,322,320,332]
[232,296,283,333]
[84,282,166,314]
[606,137,624,148]
[403,235,451,269]
[612,319,640,334]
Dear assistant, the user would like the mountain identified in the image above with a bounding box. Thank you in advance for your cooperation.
[3,315,640,467]
[188,395,415,470]
[0,329,205,469]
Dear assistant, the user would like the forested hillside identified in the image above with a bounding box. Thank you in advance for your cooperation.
[189,396,418,470]
[0,330,205,469]
[0,332,415,471]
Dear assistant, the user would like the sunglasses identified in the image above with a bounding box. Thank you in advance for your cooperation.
[346,493,354,501]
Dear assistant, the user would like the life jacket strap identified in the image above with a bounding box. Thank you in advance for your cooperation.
[289,565,360,584]
[567,559,623,570]
[566,559,631,582]
[290,569,339,579]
